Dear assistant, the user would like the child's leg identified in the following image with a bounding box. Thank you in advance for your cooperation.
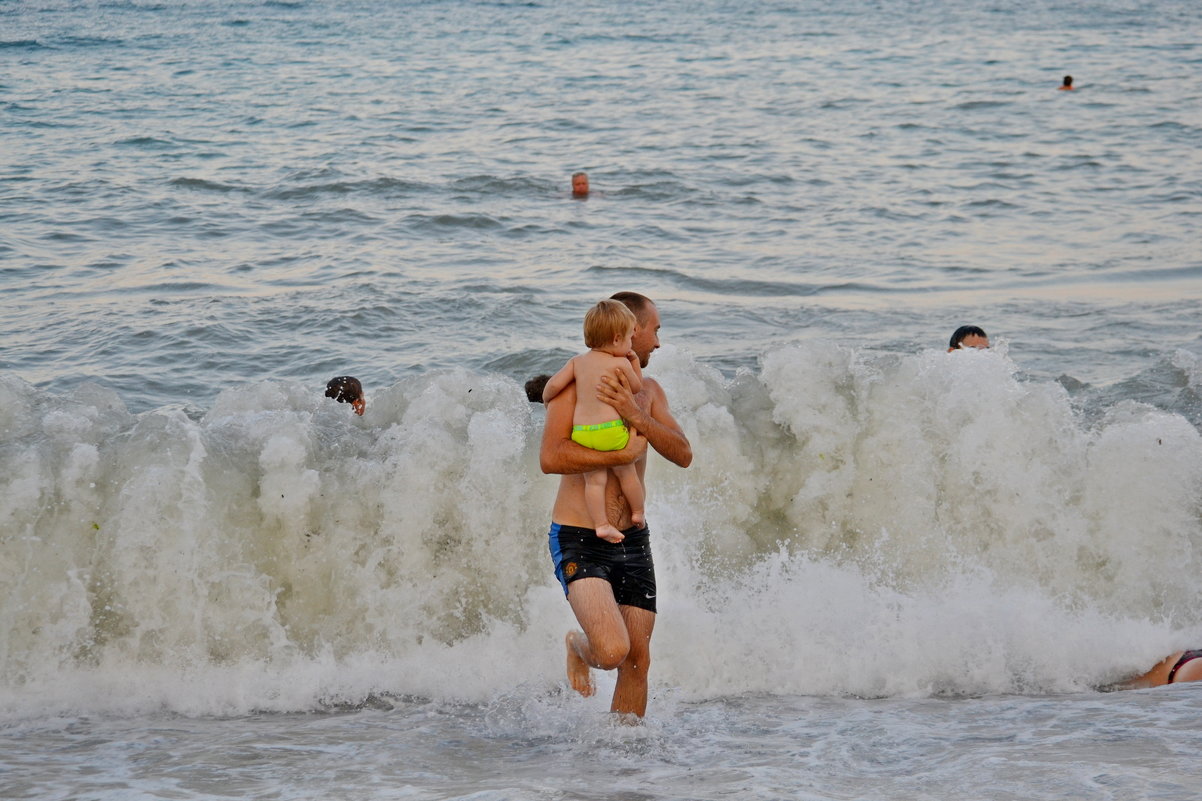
[611,463,645,527]
[583,469,625,543]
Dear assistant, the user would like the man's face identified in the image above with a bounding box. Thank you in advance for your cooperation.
[572,174,589,196]
[631,304,661,368]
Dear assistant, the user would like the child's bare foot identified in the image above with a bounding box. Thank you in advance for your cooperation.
[596,524,625,543]
[565,632,595,697]
[631,510,645,527]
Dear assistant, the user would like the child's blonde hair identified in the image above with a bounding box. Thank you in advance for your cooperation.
[583,299,636,349]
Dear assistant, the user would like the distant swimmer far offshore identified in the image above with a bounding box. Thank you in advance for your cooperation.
[1060,75,1074,90]
[571,171,589,198]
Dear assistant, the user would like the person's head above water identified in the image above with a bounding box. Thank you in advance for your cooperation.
[325,375,365,415]
[571,171,589,197]
[948,325,989,352]
[525,374,551,403]
[1060,75,1073,90]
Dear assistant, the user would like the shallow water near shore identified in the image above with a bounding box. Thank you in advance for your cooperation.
[5,689,1202,800]
[3,0,1201,798]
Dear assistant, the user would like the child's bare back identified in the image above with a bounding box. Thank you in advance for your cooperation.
[567,349,641,426]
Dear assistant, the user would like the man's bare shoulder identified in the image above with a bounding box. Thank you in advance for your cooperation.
[638,376,668,403]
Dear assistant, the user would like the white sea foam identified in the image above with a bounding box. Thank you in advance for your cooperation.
[2,346,1200,719]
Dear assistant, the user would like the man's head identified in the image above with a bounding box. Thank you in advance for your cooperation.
[1061,75,1073,89]
[571,172,589,197]
[326,375,365,415]
[583,299,636,353]
[610,291,660,368]
[948,325,989,352]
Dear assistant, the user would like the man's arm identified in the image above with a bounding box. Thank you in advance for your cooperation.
[540,382,648,475]
[597,371,692,468]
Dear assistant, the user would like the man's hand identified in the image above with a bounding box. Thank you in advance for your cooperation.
[598,371,692,469]
[540,382,649,475]
[597,369,647,430]
[622,427,648,462]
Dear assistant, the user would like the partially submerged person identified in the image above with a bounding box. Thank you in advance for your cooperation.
[525,374,551,403]
[540,291,692,719]
[543,299,645,544]
[325,375,365,415]
[948,325,990,352]
[1123,650,1202,688]
[1059,75,1074,91]
[571,171,589,197]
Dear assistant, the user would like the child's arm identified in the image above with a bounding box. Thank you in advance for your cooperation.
[617,352,643,395]
[541,357,577,404]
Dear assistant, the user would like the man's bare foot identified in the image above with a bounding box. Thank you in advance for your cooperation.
[565,632,595,697]
[596,524,625,543]
[630,510,645,527]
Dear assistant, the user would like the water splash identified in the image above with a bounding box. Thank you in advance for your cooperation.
[2,345,1200,717]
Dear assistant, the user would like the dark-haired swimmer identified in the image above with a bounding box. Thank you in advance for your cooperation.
[1124,650,1202,689]
[1059,75,1074,91]
[326,375,365,415]
[540,291,691,719]
[525,374,551,403]
[948,325,989,352]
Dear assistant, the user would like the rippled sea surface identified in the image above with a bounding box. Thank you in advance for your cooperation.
[3,1,1201,799]
[4,0,1200,412]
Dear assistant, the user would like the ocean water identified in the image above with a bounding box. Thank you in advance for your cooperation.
[2,0,1201,798]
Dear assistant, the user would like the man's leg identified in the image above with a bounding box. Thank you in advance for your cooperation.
[565,577,631,697]
[610,604,655,718]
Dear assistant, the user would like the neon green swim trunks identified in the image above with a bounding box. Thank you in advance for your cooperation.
[571,419,630,451]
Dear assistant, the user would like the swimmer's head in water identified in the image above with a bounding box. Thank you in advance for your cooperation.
[524,374,551,403]
[948,325,989,351]
[1061,75,1073,89]
[326,375,365,415]
[571,172,589,197]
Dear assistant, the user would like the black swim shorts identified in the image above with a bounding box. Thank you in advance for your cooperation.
[548,523,656,614]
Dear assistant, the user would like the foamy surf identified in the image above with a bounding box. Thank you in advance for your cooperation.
[3,344,1198,719]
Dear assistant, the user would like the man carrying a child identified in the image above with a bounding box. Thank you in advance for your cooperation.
[540,291,692,719]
